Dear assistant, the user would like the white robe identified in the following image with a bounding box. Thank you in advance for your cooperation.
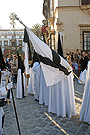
[0,107,4,135]
[27,68,34,95]
[0,87,7,135]
[33,62,40,100]
[78,69,87,84]
[48,72,76,117]
[39,68,49,106]
[79,61,90,124]
[16,69,23,98]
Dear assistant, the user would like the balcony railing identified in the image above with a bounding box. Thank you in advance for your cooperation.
[82,0,90,5]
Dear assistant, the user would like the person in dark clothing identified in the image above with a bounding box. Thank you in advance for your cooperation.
[79,52,89,72]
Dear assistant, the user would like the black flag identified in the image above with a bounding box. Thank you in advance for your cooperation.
[17,51,25,98]
[17,52,25,73]
[0,48,6,84]
[23,28,32,61]
[57,33,63,57]
[42,32,46,43]
[0,47,6,70]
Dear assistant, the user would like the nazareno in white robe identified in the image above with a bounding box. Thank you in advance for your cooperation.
[27,67,34,95]
[16,69,25,98]
[78,69,87,84]
[39,67,49,106]
[33,62,40,100]
[48,72,76,117]
[79,61,90,124]
[0,87,7,135]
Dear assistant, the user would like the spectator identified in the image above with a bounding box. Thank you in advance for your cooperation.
[67,55,72,67]
[71,52,74,62]
[12,55,18,83]
[73,59,78,76]
[74,49,80,63]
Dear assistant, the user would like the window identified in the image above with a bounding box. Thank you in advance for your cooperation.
[82,0,90,5]
[19,40,22,46]
[19,36,21,39]
[83,31,90,50]
[4,41,8,46]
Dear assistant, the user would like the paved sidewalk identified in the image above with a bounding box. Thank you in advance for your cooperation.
[3,78,90,135]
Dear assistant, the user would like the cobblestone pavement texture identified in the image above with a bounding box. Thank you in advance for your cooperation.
[3,78,90,135]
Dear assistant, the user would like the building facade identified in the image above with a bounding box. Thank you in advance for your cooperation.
[0,29,25,55]
[43,0,90,55]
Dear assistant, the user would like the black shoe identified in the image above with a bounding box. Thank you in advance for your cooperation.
[35,99,39,102]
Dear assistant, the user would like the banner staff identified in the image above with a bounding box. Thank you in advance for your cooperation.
[11,88,21,135]
[14,15,85,86]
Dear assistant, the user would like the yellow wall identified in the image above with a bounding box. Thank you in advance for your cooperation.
[55,5,90,55]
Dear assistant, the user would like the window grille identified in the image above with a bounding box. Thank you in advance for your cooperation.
[82,0,90,5]
[80,25,90,51]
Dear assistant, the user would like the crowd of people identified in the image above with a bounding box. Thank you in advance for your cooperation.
[3,54,24,83]
[65,49,90,77]
[2,48,90,83]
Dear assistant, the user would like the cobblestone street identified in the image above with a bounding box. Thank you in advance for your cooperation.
[3,78,90,135]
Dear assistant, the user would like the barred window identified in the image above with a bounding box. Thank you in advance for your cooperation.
[4,41,8,46]
[82,0,90,5]
[83,32,90,50]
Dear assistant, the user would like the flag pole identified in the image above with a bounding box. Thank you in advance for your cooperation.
[72,71,85,85]
[10,73,21,135]
[14,16,26,27]
[11,88,21,135]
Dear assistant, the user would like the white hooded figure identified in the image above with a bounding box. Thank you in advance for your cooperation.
[27,67,34,95]
[78,69,87,84]
[33,62,40,100]
[16,69,23,98]
[28,62,40,100]
[79,61,90,124]
[0,87,7,135]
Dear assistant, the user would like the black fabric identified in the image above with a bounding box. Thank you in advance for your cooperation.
[17,52,25,73]
[35,49,70,75]
[23,28,29,43]
[57,33,63,57]
[23,28,32,61]
[17,52,25,97]
[0,71,1,85]
[21,74,24,98]
[42,32,46,43]
[28,41,32,61]
[31,50,40,67]
[7,90,10,99]
[0,47,6,70]
[0,98,5,107]
[2,115,5,128]
[80,56,89,72]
